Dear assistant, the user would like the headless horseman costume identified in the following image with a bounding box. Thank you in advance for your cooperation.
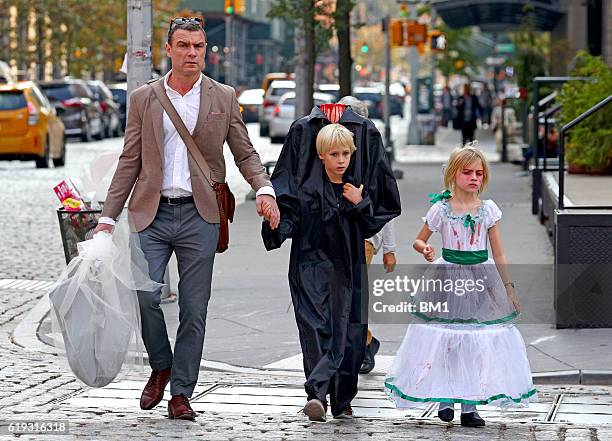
[262,104,401,415]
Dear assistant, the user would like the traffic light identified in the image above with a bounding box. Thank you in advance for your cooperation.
[399,4,409,18]
[406,21,427,46]
[225,0,244,15]
[429,30,447,52]
[235,0,244,14]
[391,19,404,47]
[360,43,369,53]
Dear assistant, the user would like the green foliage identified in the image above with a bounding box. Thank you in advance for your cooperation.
[435,24,478,80]
[2,0,179,79]
[267,0,332,54]
[558,52,612,173]
[511,3,548,99]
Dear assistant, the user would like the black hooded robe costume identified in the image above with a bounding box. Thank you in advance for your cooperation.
[262,105,401,415]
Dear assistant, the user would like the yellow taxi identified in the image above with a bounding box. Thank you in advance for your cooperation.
[0,81,66,168]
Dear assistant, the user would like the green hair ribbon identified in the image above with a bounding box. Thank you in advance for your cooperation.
[428,189,452,204]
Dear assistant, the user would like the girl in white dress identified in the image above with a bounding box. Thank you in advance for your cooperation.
[385,145,536,427]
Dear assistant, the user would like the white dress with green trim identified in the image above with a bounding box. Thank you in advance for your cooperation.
[385,197,537,409]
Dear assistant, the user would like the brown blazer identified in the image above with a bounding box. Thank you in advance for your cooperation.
[101,74,271,232]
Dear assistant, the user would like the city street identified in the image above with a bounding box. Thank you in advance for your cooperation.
[1,0,610,437]
[1,116,612,440]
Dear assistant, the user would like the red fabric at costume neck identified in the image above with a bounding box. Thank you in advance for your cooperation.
[319,104,346,123]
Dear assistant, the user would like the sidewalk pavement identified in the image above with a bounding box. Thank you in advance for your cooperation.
[547,171,612,207]
[2,129,612,439]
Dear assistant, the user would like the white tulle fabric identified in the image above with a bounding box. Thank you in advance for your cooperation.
[386,198,536,408]
[386,324,537,408]
[49,214,162,387]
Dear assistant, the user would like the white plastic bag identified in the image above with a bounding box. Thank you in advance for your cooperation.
[49,215,162,387]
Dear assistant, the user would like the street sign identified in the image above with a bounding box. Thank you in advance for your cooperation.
[486,56,506,66]
[496,43,515,53]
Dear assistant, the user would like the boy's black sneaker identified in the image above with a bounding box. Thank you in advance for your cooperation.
[437,408,454,422]
[359,337,381,374]
[460,412,485,427]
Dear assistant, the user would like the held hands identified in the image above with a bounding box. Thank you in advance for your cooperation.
[258,195,280,229]
[383,252,397,273]
[343,183,363,205]
[422,244,436,262]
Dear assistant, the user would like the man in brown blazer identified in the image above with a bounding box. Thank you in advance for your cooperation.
[94,17,279,420]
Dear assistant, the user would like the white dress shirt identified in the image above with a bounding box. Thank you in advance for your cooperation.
[365,218,397,255]
[99,71,274,226]
[161,72,201,197]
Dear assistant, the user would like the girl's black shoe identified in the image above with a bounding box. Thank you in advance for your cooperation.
[460,412,485,427]
[437,408,454,422]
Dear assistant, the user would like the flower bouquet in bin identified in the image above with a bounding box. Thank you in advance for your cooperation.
[54,179,101,264]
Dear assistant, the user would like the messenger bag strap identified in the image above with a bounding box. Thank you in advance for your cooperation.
[148,78,215,188]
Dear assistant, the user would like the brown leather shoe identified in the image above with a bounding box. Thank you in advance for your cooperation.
[168,395,197,421]
[140,368,171,410]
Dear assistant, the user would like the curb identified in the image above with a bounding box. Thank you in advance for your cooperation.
[11,293,612,385]
[10,293,300,377]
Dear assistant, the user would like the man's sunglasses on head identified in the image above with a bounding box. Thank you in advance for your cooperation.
[168,17,204,33]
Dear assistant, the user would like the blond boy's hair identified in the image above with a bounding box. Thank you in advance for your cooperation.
[316,123,356,155]
[443,144,489,193]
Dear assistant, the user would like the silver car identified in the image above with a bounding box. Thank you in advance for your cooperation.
[268,91,335,143]
[258,80,295,137]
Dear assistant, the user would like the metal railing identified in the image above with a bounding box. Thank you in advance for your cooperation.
[530,77,591,214]
[541,103,562,172]
[558,94,612,210]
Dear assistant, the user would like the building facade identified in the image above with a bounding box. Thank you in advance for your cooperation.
[179,0,293,88]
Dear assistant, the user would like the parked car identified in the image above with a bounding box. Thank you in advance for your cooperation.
[39,79,103,142]
[364,83,405,118]
[258,80,295,137]
[87,80,121,137]
[354,87,384,120]
[261,72,294,94]
[0,81,66,168]
[316,84,341,101]
[108,83,127,132]
[269,91,335,143]
[237,88,264,123]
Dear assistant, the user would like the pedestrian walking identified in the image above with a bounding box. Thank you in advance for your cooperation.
[454,84,482,145]
[262,117,401,421]
[385,145,536,427]
[479,83,494,127]
[441,85,454,127]
[491,97,517,154]
[94,17,280,420]
[360,217,396,374]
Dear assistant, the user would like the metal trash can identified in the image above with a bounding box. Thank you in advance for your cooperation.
[417,114,436,145]
[56,207,101,264]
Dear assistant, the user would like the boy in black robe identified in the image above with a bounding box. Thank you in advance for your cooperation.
[262,122,394,421]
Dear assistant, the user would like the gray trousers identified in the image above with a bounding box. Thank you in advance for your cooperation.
[137,201,219,397]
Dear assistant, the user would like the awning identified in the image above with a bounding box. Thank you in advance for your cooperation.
[432,0,564,32]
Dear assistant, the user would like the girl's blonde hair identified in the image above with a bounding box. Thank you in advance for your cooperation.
[443,143,489,193]
[316,123,356,155]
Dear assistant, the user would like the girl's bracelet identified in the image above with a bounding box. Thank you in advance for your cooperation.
[504,281,515,288]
